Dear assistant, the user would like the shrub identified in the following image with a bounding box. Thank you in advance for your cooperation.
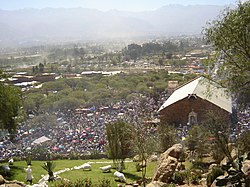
[163,183,176,187]
[191,160,209,171]
[54,178,112,187]
[190,171,202,185]
[172,171,187,185]
[26,154,32,165]
[206,167,224,187]
[97,178,112,187]
[69,152,80,160]
[42,161,56,182]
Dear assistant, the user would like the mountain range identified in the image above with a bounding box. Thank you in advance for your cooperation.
[0,5,227,46]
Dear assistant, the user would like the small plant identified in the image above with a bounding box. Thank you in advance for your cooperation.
[26,154,32,166]
[190,171,202,185]
[54,178,112,187]
[84,178,93,187]
[163,183,176,187]
[42,161,56,182]
[207,166,224,186]
[191,159,209,171]
[97,178,112,187]
[172,171,187,185]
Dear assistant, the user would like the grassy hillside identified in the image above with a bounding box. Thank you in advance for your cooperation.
[0,159,157,186]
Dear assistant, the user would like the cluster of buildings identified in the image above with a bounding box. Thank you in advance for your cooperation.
[2,70,123,91]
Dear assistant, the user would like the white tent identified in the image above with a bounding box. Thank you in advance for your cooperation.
[32,136,51,145]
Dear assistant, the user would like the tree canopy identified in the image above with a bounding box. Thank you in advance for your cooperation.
[0,71,22,136]
[106,120,133,171]
[204,1,250,106]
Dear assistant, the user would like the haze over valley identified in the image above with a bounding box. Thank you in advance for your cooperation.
[0,5,226,46]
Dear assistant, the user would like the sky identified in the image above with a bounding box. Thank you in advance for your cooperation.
[0,0,241,11]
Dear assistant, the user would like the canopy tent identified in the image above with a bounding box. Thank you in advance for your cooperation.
[32,136,51,145]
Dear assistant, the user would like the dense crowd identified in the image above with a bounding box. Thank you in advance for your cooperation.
[0,93,165,160]
[230,106,250,140]
[0,93,249,161]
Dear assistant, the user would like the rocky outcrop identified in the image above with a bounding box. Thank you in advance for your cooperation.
[0,175,26,187]
[146,181,166,187]
[160,144,183,162]
[153,156,178,183]
[220,147,238,166]
[0,181,26,187]
[0,175,5,185]
[242,160,250,175]
[152,144,184,183]
[148,154,159,162]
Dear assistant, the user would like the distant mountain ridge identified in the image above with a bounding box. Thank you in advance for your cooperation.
[0,5,226,46]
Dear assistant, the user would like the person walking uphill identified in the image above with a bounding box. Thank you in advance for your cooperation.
[25,165,33,184]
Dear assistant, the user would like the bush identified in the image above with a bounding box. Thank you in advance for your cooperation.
[172,171,187,185]
[32,146,49,160]
[97,178,112,187]
[26,154,32,165]
[191,160,209,171]
[54,178,112,187]
[163,183,176,187]
[190,171,202,185]
[206,167,224,187]
[68,152,80,160]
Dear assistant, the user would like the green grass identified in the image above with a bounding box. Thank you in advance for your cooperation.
[0,159,157,186]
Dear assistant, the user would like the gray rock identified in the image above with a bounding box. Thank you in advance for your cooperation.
[152,156,178,183]
[146,181,166,187]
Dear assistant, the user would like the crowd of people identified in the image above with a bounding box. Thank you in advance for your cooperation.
[230,106,250,140]
[0,92,249,161]
[0,93,164,160]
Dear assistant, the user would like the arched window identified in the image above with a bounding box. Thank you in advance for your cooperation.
[188,111,197,125]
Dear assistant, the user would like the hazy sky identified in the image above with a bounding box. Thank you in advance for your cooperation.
[0,0,241,11]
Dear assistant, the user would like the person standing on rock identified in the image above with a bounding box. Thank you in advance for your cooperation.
[25,165,33,184]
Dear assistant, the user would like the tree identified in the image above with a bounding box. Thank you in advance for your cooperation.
[0,73,22,137]
[158,123,177,152]
[106,120,133,172]
[54,97,81,110]
[186,125,211,160]
[65,78,79,91]
[126,43,142,62]
[38,63,44,73]
[237,130,250,154]
[202,110,232,162]
[204,1,250,106]
[132,117,158,186]
[128,96,161,186]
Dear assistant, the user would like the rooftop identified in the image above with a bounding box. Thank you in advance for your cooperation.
[158,76,232,113]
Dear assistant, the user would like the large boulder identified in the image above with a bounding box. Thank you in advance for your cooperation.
[152,144,184,183]
[220,147,238,166]
[160,144,183,161]
[0,175,5,185]
[152,156,178,183]
[0,184,24,187]
[148,154,159,162]
[0,176,26,187]
[242,160,250,176]
[0,181,26,187]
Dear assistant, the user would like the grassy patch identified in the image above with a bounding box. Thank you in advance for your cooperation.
[0,159,157,186]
